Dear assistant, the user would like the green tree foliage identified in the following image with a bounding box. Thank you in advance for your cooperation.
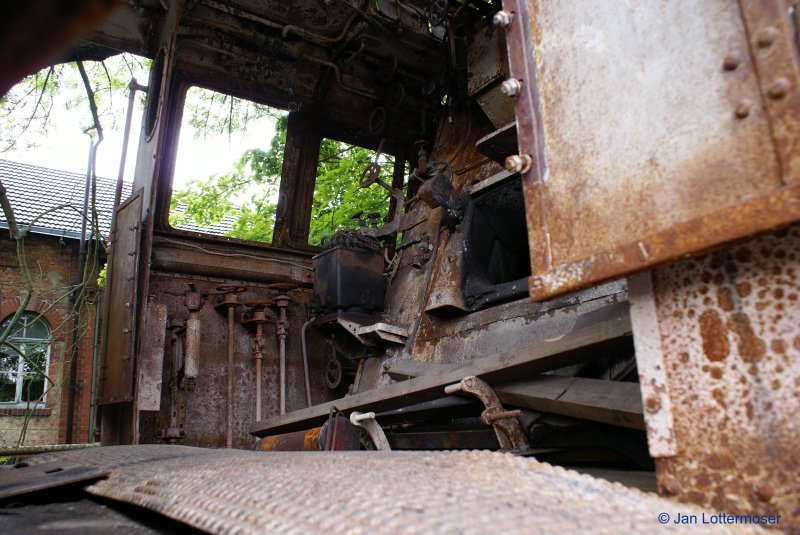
[0,54,150,151]
[311,140,393,244]
[170,111,395,246]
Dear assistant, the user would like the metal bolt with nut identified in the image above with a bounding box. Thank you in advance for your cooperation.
[500,78,522,97]
[505,154,533,174]
[492,10,513,27]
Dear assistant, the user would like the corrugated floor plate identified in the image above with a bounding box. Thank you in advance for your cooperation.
[27,446,765,534]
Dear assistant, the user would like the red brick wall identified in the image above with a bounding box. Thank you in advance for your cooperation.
[0,234,101,447]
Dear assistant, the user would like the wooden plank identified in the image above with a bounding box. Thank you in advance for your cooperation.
[250,302,631,436]
[497,376,644,431]
[390,358,645,430]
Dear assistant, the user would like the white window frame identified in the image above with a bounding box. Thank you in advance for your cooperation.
[1,313,52,408]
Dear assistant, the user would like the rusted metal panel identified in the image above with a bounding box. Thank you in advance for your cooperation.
[0,461,108,500]
[137,299,167,411]
[647,225,800,529]
[98,189,143,405]
[0,0,122,95]
[628,271,678,457]
[738,0,800,184]
[502,0,800,300]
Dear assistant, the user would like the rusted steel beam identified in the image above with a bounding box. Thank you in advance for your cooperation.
[250,302,631,436]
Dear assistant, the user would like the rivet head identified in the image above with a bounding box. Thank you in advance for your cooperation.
[505,154,533,174]
[500,78,523,97]
[661,476,681,496]
[756,26,780,47]
[723,51,743,71]
[735,98,752,118]
[755,483,774,502]
[644,395,661,413]
[767,77,790,99]
[493,10,513,27]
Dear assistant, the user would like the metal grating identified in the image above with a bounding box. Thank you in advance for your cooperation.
[28,446,767,534]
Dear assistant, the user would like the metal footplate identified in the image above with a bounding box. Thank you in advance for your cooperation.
[445,375,529,452]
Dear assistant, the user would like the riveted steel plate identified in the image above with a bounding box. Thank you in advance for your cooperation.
[503,0,800,300]
[98,189,143,404]
[28,445,768,534]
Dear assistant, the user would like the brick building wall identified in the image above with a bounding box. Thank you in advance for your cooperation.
[0,233,100,447]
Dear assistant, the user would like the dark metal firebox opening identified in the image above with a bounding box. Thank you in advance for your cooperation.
[463,176,530,311]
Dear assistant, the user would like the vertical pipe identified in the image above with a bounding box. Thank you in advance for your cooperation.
[300,317,314,408]
[114,80,145,208]
[278,310,286,415]
[88,292,102,442]
[65,137,95,444]
[255,322,263,421]
[227,305,234,448]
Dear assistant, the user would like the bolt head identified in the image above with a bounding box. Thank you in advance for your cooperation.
[661,475,681,496]
[755,483,774,502]
[500,78,522,97]
[767,77,791,99]
[492,10,513,27]
[505,154,533,174]
[756,26,780,48]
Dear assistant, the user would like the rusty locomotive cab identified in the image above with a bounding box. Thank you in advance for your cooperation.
[5,0,798,530]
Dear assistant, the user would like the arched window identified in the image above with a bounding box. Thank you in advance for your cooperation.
[0,313,51,406]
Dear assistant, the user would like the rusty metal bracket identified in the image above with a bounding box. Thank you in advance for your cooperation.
[444,376,529,452]
[350,411,391,450]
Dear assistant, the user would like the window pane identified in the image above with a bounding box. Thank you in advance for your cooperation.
[310,140,393,246]
[22,315,49,340]
[1,313,50,340]
[0,316,25,339]
[20,344,46,402]
[0,346,18,402]
[169,86,286,243]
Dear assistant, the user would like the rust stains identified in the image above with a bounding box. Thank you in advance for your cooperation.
[736,281,752,297]
[727,312,766,363]
[717,286,734,311]
[698,309,729,361]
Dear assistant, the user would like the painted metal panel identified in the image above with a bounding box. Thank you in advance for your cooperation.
[502,0,800,300]
[98,189,143,404]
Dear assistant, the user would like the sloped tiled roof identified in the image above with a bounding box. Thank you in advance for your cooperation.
[170,204,239,236]
[0,159,132,240]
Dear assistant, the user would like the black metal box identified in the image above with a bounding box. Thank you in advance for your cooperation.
[313,244,384,313]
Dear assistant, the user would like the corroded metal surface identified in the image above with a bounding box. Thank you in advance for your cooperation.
[137,300,167,411]
[504,0,800,300]
[98,189,143,404]
[647,226,800,530]
[628,272,677,458]
[26,446,769,534]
